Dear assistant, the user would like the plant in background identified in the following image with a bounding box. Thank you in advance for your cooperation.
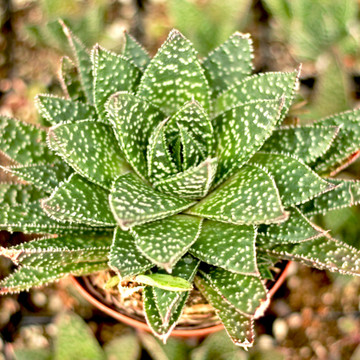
[262,0,360,118]
[1,23,360,349]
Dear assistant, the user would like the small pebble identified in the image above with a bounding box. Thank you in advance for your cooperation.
[273,318,288,342]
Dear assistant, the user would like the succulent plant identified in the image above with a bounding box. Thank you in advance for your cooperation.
[1,23,360,349]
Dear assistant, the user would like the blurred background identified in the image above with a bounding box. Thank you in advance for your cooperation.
[0,0,360,359]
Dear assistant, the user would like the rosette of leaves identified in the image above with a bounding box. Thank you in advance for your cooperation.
[1,24,360,349]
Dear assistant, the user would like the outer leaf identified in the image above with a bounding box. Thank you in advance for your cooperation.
[35,94,97,125]
[0,116,57,165]
[187,165,287,225]
[262,235,360,276]
[0,183,46,205]
[106,92,165,181]
[215,70,299,118]
[2,162,73,193]
[189,220,258,275]
[48,120,129,189]
[109,226,153,278]
[134,274,192,291]
[109,173,195,230]
[213,99,283,186]
[137,29,210,115]
[260,125,339,163]
[258,207,324,244]
[199,267,269,317]
[0,261,108,294]
[195,276,254,349]
[123,32,150,70]
[299,179,360,215]
[202,32,254,99]
[131,214,202,271]
[249,152,333,206]
[61,21,94,104]
[153,158,217,199]
[42,173,116,226]
[92,45,141,120]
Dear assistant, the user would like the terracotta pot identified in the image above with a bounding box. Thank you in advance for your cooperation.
[70,261,292,338]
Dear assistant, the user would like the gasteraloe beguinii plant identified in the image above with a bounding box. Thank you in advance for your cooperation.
[1,23,360,349]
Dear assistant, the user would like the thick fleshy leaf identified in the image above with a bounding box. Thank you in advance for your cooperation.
[59,56,86,101]
[0,183,46,205]
[134,274,192,291]
[213,99,283,186]
[189,220,258,275]
[35,95,97,125]
[256,253,277,280]
[258,207,324,244]
[187,165,287,225]
[313,108,360,175]
[61,21,94,104]
[195,275,254,349]
[109,173,195,230]
[215,70,299,118]
[299,179,360,216]
[199,266,268,317]
[0,116,57,165]
[131,214,202,271]
[0,261,108,294]
[137,29,210,115]
[249,152,333,206]
[48,120,129,189]
[260,125,339,163]
[106,92,165,181]
[109,226,153,278]
[0,233,112,268]
[263,235,360,276]
[92,45,141,120]
[153,158,217,199]
[42,173,115,226]
[123,32,150,70]
[202,32,253,99]
[2,162,73,193]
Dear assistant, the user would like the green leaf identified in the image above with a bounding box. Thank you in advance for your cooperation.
[109,226,153,278]
[0,183,46,205]
[260,125,339,164]
[249,152,333,206]
[199,266,268,317]
[35,94,97,125]
[189,220,258,275]
[213,99,283,186]
[137,29,210,115]
[313,108,360,175]
[187,165,287,225]
[1,233,112,268]
[109,173,195,229]
[134,274,192,291]
[215,70,299,118]
[48,120,129,189]
[106,92,165,181]
[153,158,217,199]
[299,179,360,216]
[2,161,73,193]
[61,21,94,104]
[0,261,108,294]
[42,173,116,226]
[131,215,202,271]
[92,45,141,120]
[195,275,254,349]
[58,56,86,101]
[202,32,254,99]
[256,253,276,280]
[258,207,324,244]
[0,116,57,165]
[262,235,360,276]
[104,333,141,360]
[54,312,105,360]
[123,32,150,70]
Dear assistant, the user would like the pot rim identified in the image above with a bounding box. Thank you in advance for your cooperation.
[69,261,292,338]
